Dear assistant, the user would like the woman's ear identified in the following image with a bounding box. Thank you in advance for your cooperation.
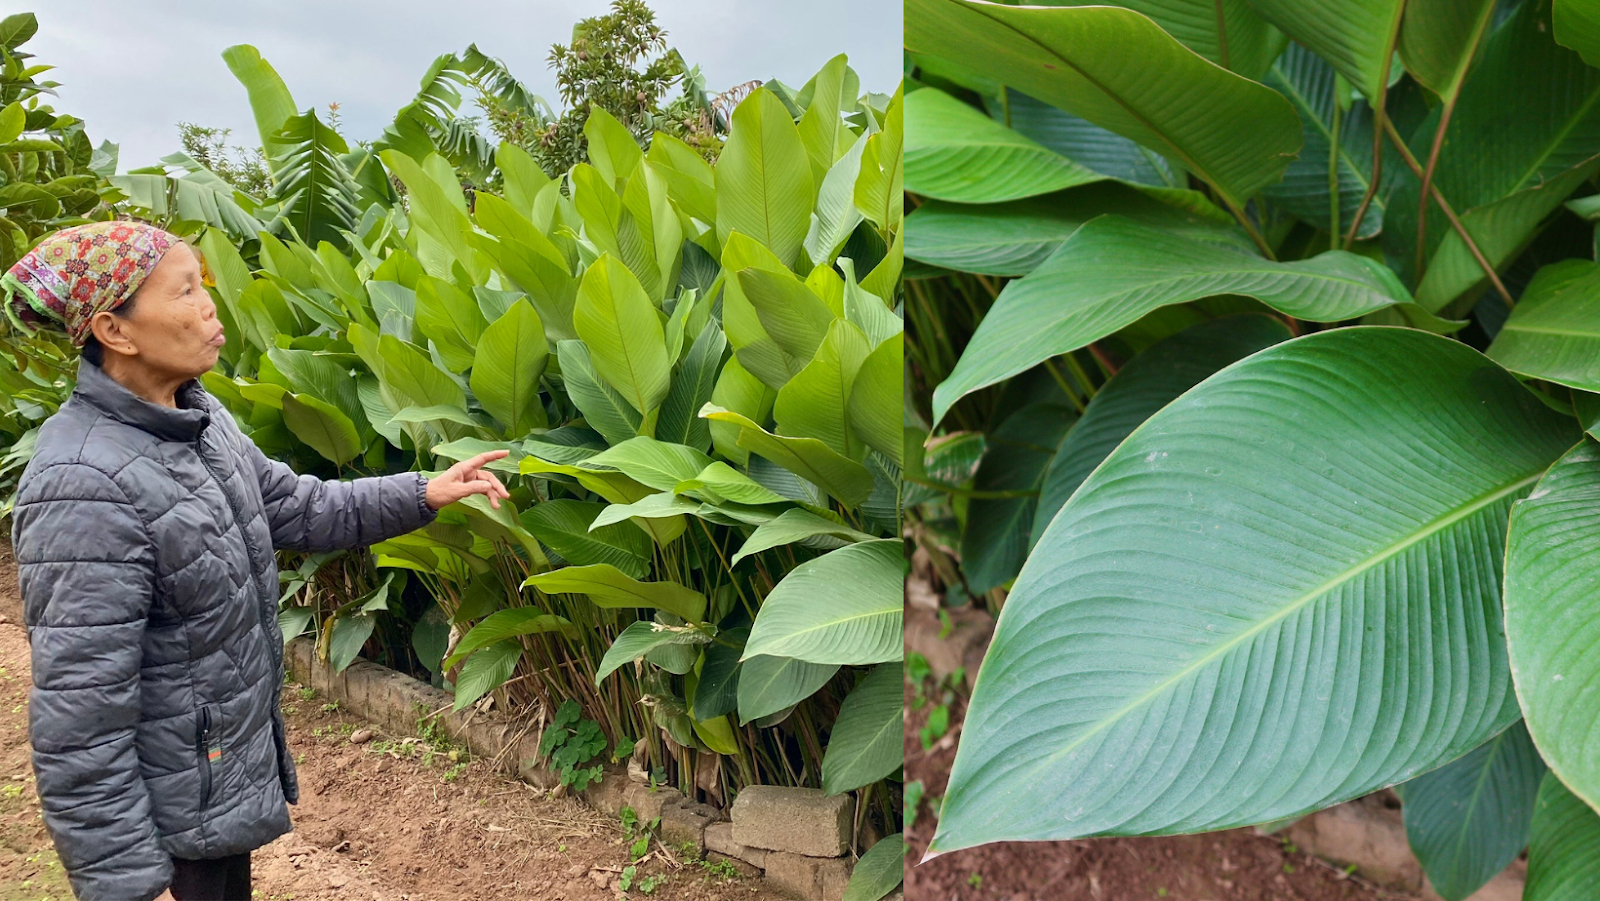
[88,310,138,358]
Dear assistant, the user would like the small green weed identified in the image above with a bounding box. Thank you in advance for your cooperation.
[538,699,610,791]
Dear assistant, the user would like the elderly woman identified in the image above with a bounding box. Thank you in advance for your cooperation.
[3,222,509,901]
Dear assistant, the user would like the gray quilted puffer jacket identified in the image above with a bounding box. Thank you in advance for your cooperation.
[13,359,435,901]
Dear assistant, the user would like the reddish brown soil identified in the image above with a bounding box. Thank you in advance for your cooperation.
[0,542,780,901]
[903,619,1413,901]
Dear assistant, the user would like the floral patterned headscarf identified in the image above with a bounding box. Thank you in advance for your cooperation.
[2,221,179,346]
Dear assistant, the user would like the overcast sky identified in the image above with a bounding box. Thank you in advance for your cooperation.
[26,0,901,170]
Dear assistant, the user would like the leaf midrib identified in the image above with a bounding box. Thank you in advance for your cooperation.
[1498,322,1600,340]
[749,607,898,654]
[1445,729,1508,868]
[1027,250,1393,314]
[1016,467,1544,783]
[948,0,1217,200]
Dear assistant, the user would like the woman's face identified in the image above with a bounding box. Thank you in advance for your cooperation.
[92,242,225,380]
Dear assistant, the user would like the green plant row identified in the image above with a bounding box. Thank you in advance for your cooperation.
[0,10,905,894]
[904,0,1600,897]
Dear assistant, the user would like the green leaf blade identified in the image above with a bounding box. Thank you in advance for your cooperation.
[1505,440,1600,815]
[743,539,903,665]
[904,0,1301,208]
[932,215,1427,424]
[935,328,1578,852]
[1402,722,1546,901]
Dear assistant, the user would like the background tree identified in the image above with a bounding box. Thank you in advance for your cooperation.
[504,0,721,176]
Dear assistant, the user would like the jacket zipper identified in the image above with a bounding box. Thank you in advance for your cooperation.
[196,704,215,808]
[194,436,278,644]
[193,430,298,804]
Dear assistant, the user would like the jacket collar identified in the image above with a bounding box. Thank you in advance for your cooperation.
[74,357,211,443]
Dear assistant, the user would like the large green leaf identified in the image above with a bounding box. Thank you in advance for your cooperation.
[716,87,814,269]
[737,655,838,724]
[822,662,904,795]
[1105,0,1284,79]
[452,640,522,711]
[963,403,1077,594]
[596,620,712,683]
[841,834,905,901]
[1262,44,1390,240]
[699,404,874,507]
[904,0,1301,209]
[657,321,725,453]
[326,611,376,674]
[735,263,837,369]
[574,255,671,420]
[1399,0,1497,98]
[932,215,1429,423]
[774,320,872,458]
[1402,721,1546,901]
[808,129,869,267]
[981,87,1184,188]
[707,356,774,467]
[1486,260,1600,392]
[849,333,903,467]
[854,86,903,233]
[1504,440,1600,814]
[580,436,714,493]
[281,393,363,466]
[1555,0,1600,67]
[381,150,484,283]
[361,326,466,412]
[731,508,876,565]
[108,168,266,240]
[272,111,361,250]
[524,563,707,623]
[1034,315,1292,542]
[797,54,854,186]
[584,106,644,188]
[904,88,1101,203]
[265,347,365,430]
[470,298,548,436]
[1243,0,1404,103]
[933,328,1577,851]
[415,274,487,373]
[520,499,652,579]
[743,539,902,665]
[221,44,298,170]
[1525,773,1600,901]
[443,608,579,670]
[905,183,1247,277]
[557,339,641,447]
[677,462,788,506]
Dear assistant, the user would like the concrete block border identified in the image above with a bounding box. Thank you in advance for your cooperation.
[902,607,1526,901]
[282,637,884,901]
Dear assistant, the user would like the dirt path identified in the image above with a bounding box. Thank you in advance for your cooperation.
[0,542,781,901]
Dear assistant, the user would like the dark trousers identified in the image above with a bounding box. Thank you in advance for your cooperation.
[169,852,251,901]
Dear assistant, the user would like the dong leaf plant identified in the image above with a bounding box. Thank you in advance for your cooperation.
[905,0,1600,895]
[150,39,904,849]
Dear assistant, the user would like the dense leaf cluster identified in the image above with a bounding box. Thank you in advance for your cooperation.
[904,0,1600,895]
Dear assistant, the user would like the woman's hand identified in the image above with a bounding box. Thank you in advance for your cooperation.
[425,450,512,511]
[155,890,177,901]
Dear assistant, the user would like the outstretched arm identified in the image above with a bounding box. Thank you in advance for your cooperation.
[248,438,509,552]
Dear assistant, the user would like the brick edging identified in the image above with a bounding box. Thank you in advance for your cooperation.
[282,637,896,901]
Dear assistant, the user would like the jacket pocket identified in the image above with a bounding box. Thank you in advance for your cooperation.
[196,703,221,810]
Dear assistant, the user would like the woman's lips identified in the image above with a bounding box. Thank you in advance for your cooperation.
[208,327,227,347]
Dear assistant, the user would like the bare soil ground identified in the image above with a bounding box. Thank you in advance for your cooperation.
[903,607,1412,901]
[0,542,782,901]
